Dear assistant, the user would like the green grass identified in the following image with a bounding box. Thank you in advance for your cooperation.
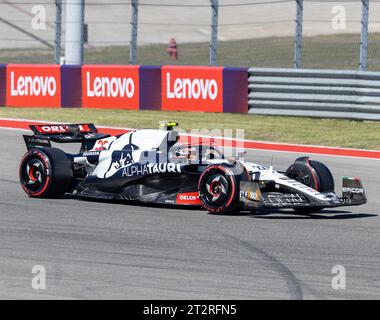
[1,107,379,150]
[2,34,380,150]
[1,33,380,70]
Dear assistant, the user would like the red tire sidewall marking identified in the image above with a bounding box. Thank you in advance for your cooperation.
[19,150,51,197]
[306,159,319,191]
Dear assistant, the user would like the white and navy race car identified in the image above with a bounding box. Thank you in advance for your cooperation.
[19,122,367,214]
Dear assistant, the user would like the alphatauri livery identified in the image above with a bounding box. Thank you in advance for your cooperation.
[19,122,367,214]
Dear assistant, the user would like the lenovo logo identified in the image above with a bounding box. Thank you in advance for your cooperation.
[162,66,223,112]
[10,71,57,97]
[86,71,135,98]
[82,66,140,109]
[6,65,61,107]
[166,72,218,100]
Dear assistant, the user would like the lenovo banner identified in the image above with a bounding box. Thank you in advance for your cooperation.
[82,65,140,109]
[162,66,247,113]
[162,66,223,112]
[2,64,247,112]
[6,64,61,107]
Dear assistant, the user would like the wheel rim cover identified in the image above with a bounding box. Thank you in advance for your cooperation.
[23,158,46,191]
[202,173,229,206]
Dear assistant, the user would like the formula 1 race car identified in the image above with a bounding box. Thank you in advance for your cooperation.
[19,122,367,214]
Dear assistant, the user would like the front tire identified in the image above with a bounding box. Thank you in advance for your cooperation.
[19,148,73,198]
[198,164,240,214]
[286,157,335,213]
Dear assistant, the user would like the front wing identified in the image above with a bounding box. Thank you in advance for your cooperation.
[239,177,367,210]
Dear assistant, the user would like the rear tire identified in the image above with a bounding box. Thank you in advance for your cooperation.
[19,148,73,198]
[198,164,240,214]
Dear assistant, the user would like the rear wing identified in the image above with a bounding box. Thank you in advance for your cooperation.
[23,123,110,151]
[30,123,97,135]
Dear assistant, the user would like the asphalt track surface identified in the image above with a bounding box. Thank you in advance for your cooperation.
[0,127,379,299]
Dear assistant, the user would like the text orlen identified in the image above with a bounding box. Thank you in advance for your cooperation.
[86,71,135,98]
[179,194,198,201]
[10,71,57,97]
[36,124,88,134]
[166,72,218,100]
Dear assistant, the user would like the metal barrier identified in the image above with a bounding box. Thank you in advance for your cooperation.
[248,68,380,120]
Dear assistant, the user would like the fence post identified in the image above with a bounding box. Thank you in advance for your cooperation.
[54,0,62,64]
[129,0,139,64]
[359,0,369,71]
[209,0,219,66]
[64,0,84,65]
[293,0,303,68]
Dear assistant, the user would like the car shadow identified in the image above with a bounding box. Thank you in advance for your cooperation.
[66,194,206,211]
[249,209,378,220]
[64,195,377,219]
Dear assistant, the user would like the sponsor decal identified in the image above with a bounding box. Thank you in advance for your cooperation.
[176,192,201,205]
[6,64,61,107]
[240,188,261,202]
[28,137,49,144]
[33,124,93,134]
[115,151,135,169]
[166,73,218,100]
[82,151,101,157]
[121,162,182,177]
[23,135,51,148]
[104,135,140,178]
[104,134,182,178]
[93,139,109,151]
[82,65,139,109]
[162,66,223,112]
[122,163,182,177]
[10,72,56,97]
[342,187,364,194]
